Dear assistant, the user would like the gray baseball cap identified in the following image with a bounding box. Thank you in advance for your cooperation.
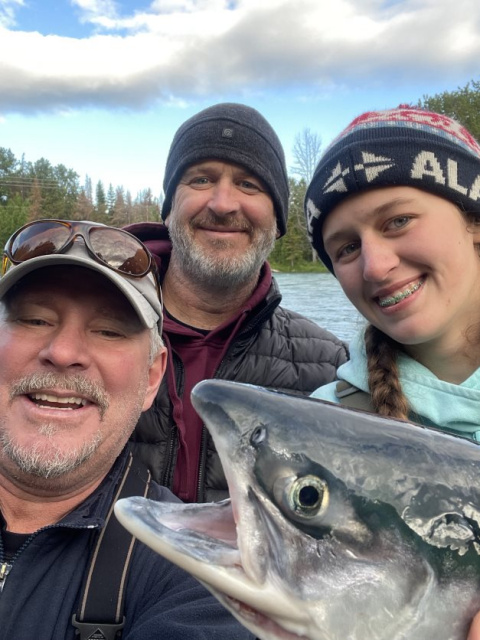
[0,238,163,331]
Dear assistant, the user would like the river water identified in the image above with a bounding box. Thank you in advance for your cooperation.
[274,272,365,345]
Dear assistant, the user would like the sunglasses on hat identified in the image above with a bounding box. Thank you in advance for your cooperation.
[2,219,158,284]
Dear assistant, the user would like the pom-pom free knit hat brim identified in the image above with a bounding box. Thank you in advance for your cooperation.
[305,107,480,273]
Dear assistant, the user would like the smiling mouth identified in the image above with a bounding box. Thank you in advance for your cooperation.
[202,226,246,234]
[28,392,88,410]
[377,278,425,308]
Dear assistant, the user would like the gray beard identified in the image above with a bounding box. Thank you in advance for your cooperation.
[168,215,277,291]
[1,371,109,479]
[0,370,148,482]
[0,428,102,479]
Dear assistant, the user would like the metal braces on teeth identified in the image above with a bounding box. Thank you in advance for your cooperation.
[379,279,424,307]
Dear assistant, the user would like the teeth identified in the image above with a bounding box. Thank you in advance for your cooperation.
[30,393,86,406]
[378,279,424,308]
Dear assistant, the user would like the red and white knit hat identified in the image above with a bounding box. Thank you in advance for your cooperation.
[305,106,480,272]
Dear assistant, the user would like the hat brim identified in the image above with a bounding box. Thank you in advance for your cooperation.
[0,250,161,330]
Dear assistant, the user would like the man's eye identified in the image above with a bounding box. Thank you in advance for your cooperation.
[95,329,124,338]
[190,176,210,186]
[19,317,49,326]
[239,180,261,192]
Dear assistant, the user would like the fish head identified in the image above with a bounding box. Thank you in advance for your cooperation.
[115,380,480,640]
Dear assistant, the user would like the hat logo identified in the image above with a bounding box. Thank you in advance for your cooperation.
[354,151,395,182]
[323,161,350,194]
[305,199,321,238]
[221,127,234,138]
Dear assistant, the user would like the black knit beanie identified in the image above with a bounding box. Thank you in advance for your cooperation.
[305,106,480,273]
[162,103,289,237]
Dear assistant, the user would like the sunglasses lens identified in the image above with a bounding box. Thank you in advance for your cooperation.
[9,221,71,262]
[89,228,151,275]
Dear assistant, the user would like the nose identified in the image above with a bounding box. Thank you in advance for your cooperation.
[38,323,91,371]
[361,237,399,282]
[207,180,240,216]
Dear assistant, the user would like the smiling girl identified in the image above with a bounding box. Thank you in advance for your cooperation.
[306,106,480,439]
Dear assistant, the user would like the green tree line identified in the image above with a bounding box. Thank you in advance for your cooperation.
[0,149,161,249]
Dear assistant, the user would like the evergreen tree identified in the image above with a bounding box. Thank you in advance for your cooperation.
[84,175,93,204]
[269,178,315,269]
[110,187,128,227]
[53,164,80,219]
[95,180,107,223]
[74,188,95,221]
[106,183,116,220]
[419,79,480,141]
[124,190,134,225]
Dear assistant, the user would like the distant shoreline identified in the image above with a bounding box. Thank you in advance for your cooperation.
[270,264,329,274]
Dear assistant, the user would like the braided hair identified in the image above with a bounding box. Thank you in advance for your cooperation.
[364,324,410,420]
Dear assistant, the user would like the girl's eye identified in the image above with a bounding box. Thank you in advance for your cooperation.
[338,241,360,259]
[388,216,411,230]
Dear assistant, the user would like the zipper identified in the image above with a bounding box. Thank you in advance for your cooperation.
[162,352,184,488]
[0,521,100,595]
[162,426,178,488]
[196,426,208,502]
[0,562,12,592]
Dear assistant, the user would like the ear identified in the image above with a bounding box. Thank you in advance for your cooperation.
[142,346,167,411]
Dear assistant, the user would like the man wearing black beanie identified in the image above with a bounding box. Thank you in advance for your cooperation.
[126,102,347,503]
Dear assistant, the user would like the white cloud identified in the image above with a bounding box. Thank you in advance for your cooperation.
[0,0,24,28]
[71,0,118,23]
[1,0,479,114]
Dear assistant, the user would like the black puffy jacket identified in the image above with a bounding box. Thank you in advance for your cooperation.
[127,222,348,502]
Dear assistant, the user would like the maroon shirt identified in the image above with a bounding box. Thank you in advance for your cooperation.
[164,266,272,502]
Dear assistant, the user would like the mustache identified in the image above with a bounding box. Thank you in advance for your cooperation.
[191,212,253,233]
[10,372,110,417]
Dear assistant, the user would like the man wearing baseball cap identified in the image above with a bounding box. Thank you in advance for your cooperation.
[127,102,348,504]
[0,219,253,639]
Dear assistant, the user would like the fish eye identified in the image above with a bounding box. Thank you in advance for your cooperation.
[250,425,267,446]
[288,475,328,517]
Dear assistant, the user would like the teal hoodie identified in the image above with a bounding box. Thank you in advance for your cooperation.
[311,329,480,441]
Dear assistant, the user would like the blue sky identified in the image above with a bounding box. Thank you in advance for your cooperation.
[1,0,479,199]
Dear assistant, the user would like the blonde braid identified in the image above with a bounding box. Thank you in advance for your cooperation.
[364,325,410,420]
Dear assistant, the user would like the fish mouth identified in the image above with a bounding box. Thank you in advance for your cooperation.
[114,496,309,639]
[222,595,309,640]
[377,277,425,308]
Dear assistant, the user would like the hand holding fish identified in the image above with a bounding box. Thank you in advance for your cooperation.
[468,613,480,640]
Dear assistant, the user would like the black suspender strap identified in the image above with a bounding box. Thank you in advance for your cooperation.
[72,452,152,640]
